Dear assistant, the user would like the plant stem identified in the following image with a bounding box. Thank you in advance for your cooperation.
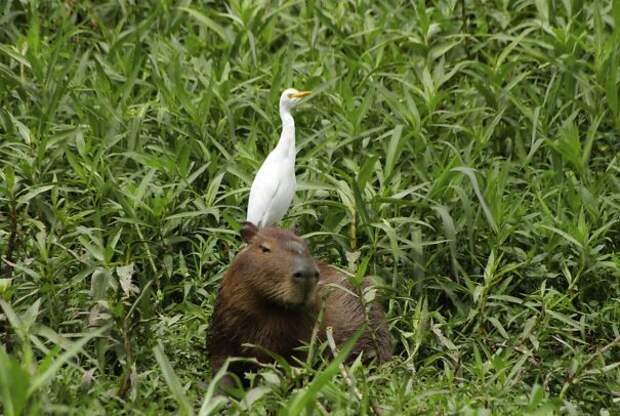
[2,201,18,279]
[559,334,620,399]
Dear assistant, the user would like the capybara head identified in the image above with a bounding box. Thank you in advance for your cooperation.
[237,222,320,308]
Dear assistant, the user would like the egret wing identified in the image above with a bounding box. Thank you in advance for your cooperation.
[246,157,281,226]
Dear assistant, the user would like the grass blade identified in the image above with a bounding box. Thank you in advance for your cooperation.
[154,341,193,416]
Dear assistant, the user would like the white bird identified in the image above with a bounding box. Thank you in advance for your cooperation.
[246,88,311,228]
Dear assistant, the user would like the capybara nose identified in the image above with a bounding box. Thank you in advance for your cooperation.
[293,264,319,280]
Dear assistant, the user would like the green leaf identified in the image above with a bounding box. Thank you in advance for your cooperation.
[28,326,107,396]
[0,300,23,335]
[605,51,619,117]
[154,341,193,416]
[179,7,229,43]
[0,279,11,295]
[357,155,378,191]
[283,328,363,416]
[197,360,231,416]
[384,125,405,180]
[613,0,620,40]
[539,225,583,249]
[16,185,54,207]
[0,347,30,416]
[451,167,498,233]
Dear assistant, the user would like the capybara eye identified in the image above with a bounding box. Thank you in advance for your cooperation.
[259,244,271,253]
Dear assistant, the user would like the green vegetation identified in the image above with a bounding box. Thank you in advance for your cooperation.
[1,0,619,414]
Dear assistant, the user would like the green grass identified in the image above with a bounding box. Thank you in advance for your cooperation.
[1,0,620,414]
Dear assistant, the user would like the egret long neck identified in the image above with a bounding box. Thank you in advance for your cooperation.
[275,106,295,160]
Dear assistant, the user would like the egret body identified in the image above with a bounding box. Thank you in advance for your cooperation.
[246,88,311,227]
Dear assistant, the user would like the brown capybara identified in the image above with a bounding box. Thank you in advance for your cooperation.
[207,222,391,387]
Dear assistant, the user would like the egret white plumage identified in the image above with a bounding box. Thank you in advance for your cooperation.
[246,88,311,227]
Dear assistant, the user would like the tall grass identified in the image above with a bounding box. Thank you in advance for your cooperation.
[1,0,619,414]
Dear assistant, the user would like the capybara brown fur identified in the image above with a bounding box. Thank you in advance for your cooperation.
[207,222,391,386]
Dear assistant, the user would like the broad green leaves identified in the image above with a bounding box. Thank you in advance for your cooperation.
[0,0,619,414]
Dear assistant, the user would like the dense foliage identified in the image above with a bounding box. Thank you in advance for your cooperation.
[1,0,619,414]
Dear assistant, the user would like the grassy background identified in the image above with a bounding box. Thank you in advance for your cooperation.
[1,0,620,414]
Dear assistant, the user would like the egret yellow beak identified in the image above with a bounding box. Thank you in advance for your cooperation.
[290,91,312,99]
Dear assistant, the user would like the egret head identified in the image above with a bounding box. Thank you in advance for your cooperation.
[279,88,311,112]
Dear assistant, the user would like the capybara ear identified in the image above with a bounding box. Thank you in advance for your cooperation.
[240,221,258,243]
[289,223,299,235]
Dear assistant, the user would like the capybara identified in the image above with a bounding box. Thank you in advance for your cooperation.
[207,222,391,386]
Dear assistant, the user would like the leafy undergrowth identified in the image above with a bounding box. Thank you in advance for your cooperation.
[1,0,619,414]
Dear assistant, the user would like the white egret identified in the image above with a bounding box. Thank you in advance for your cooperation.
[246,88,311,227]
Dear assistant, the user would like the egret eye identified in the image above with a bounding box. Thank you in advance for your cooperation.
[259,244,271,253]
